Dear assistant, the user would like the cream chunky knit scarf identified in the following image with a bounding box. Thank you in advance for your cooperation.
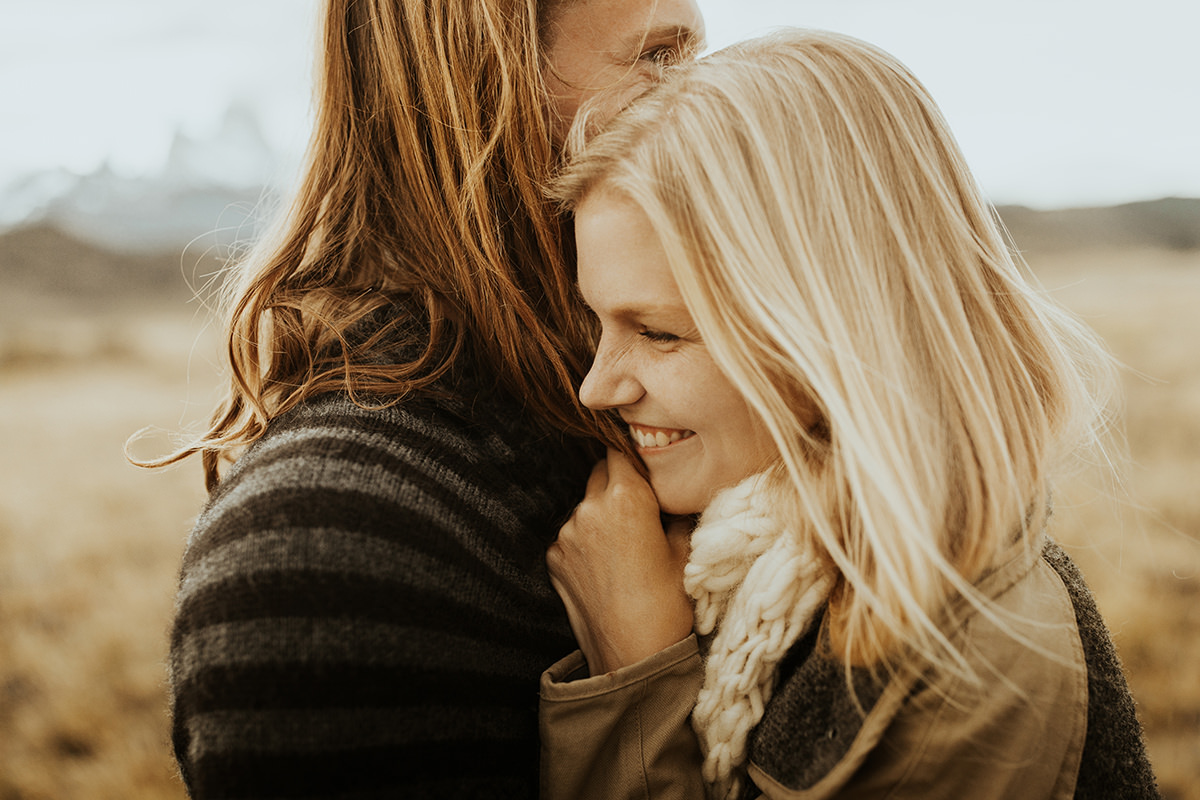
[684,474,836,800]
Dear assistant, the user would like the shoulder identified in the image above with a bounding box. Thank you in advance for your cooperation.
[194,390,589,548]
[213,389,552,493]
[183,395,476,569]
[169,389,590,692]
[1039,541,1161,799]
[174,390,592,648]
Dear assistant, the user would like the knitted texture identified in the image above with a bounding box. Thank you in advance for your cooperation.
[169,341,593,798]
[683,474,834,800]
[1041,541,1161,799]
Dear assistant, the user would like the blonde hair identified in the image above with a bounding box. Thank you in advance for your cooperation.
[555,29,1116,681]
[145,0,616,488]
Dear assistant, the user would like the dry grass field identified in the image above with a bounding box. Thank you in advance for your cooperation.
[1,212,1198,798]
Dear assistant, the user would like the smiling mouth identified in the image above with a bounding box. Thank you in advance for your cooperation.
[628,424,696,450]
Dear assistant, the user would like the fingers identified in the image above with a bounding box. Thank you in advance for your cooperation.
[547,457,696,673]
[603,448,641,482]
[580,448,654,509]
[584,448,641,496]
[599,448,657,508]
[583,455,610,498]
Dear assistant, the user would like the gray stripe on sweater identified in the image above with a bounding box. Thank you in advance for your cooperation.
[289,396,520,462]
[174,618,548,679]
[177,527,552,609]
[203,436,524,535]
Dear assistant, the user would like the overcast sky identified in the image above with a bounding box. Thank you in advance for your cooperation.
[2,0,1197,211]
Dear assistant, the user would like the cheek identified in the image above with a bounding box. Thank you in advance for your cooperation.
[552,63,657,131]
[588,65,658,129]
[741,419,779,475]
[697,382,776,471]
[542,69,581,122]
[714,408,775,470]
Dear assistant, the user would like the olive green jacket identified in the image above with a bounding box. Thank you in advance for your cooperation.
[540,541,1158,799]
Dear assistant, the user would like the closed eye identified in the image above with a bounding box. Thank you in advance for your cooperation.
[639,329,680,343]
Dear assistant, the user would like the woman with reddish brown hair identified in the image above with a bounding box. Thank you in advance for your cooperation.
[149,0,703,796]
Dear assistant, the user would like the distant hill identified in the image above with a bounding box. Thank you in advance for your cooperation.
[997,197,1200,254]
[0,222,223,303]
[2,197,1196,306]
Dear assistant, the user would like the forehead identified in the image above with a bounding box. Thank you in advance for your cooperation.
[546,0,704,52]
[574,191,684,310]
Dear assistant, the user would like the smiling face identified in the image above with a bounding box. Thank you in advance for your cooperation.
[541,0,704,145]
[575,190,778,515]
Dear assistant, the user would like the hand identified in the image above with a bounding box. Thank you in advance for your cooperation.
[547,449,695,675]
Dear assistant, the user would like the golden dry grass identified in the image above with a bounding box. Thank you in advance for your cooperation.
[0,306,213,800]
[1028,246,1200,799]
[0,245,1197,799]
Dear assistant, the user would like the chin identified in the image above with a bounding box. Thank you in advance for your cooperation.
[653,487,708,518]
[653,471,763,517]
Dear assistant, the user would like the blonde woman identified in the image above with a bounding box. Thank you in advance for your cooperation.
[148,0,704,797]
[541,30,1158,800]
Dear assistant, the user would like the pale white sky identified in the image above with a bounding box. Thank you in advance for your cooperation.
[1,0,1197,210]
[701,0,1200,208]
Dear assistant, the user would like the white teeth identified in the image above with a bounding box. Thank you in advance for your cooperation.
[628,426,695,449]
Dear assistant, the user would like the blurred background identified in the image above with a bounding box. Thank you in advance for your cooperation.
[1,1,1197,797]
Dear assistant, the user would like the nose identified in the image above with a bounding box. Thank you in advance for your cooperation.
[578,339,644,411]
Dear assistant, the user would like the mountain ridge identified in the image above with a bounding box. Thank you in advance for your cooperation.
[2,197,1197,304]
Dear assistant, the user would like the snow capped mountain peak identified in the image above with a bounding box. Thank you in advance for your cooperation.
[0,103,295,254]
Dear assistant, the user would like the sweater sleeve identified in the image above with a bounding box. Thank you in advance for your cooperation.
[169,394,584,799]
[539,635,706,800]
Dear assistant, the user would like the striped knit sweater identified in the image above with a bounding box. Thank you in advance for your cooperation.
[169,332,594,798]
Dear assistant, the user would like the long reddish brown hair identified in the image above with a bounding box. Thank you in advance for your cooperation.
[143,0,615,489]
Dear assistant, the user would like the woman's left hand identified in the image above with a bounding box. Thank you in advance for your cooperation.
[547,449,695,675]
